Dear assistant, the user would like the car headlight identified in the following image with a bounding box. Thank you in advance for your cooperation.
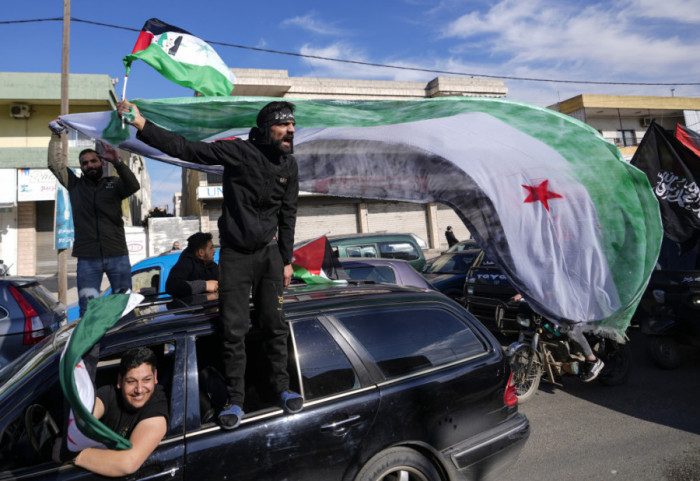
[466,286,474,295]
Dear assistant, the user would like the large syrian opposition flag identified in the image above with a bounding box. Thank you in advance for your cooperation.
[292,235,347,284]
[58,96,663,340]
[632,121,700,250]
[59,293,144,451]
[123,18,235,97]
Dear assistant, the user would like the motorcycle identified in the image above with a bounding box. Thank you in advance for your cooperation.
[496,301,633,403]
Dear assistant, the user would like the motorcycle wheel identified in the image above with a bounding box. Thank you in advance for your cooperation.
[509,345,542,403]
[597,339,632,386]
[648,336,682,370]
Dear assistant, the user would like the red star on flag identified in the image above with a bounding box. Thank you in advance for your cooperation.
[522,180,563,212]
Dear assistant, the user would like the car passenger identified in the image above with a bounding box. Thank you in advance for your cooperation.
[165,232,219,298]
[69,347,168,477]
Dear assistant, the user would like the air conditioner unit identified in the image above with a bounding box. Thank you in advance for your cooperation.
[640,117,652,128]
[10,104,30,119]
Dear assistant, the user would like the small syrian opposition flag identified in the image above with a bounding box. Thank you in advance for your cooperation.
[59,293,144,451]
[292,235,347,284]
[123,18,235,97]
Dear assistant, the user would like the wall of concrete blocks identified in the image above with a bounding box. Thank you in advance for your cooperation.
[148,216,201,256]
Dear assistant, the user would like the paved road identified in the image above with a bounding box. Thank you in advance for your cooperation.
[503,328,700,481]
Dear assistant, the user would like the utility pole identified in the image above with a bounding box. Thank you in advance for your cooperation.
[57,0,70,305]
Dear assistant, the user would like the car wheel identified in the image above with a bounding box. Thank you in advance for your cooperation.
[355,447,442,481]
[597,339,633,386]
[648,336,682,370]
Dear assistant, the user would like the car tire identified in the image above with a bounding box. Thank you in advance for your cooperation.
[355,447,442,481]
[597,339,633,386]
[648,336,682,370]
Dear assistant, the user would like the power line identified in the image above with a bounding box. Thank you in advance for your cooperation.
[4,17,700,87]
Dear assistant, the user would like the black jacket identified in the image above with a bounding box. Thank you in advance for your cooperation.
[137,121,298,264]
[165,249,219,297]
[445,230,458,247]
[48,134,140,258]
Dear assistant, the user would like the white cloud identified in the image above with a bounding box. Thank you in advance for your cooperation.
[437,0,700,99]
[293,1,700,106]
[281,12,347,36]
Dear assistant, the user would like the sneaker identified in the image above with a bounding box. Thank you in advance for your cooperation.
[280,390,304,414]
[581,358,604,383]
[218,404,243,430]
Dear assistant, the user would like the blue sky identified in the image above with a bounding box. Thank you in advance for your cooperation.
[4,0,700,211]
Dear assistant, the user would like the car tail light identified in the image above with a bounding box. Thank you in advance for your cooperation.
[8,285,45,345]
[504,371,518,406]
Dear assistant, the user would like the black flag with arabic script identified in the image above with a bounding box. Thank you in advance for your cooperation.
[631,120,700,249]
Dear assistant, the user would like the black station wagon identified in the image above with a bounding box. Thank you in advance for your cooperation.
[0,283,529,481]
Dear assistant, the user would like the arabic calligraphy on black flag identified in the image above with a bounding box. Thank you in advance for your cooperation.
[631,120,700,250]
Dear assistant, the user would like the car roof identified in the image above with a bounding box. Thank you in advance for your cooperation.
[327,233,419,242]
[339,257,412,266]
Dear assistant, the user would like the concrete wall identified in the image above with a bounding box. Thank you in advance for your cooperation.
[148,216,201,256]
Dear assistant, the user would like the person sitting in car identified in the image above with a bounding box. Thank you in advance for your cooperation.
[165,232,219,298]
[70,346,168,476]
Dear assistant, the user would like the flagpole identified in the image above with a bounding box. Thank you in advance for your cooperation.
[121,75,129,129]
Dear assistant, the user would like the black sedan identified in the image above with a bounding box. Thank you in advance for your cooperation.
[0,277,66,367]
[0,283,528,480]
[423,249,481,303]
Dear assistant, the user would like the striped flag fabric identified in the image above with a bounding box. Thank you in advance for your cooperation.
[58,96,663,339]
[292,235,347,284]
[123,18,235,97]
[59,293,144,451]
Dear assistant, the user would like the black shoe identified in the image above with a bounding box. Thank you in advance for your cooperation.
[218,404,243,430]
[280,390,304,414]
[581,359,604,383]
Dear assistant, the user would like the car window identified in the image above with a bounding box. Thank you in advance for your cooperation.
[336,307,486,378]
[132,267,162,294]
[378,242,419,261]
[424,254,475,274]
[293,319,359,400]
[344,265,397,284]
[346,245,378,258]
[18,283,57,313]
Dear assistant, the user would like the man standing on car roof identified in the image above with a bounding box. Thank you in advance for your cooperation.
[47,122,140,317]
[118,99,302,430]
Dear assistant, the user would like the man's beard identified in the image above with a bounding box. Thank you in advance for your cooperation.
[271,135,294,155]
[85,166,103,181]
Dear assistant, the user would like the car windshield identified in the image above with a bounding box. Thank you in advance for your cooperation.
[424,253,476,274]
[0,328,69,392]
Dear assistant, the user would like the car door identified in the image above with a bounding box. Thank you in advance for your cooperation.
[0,336,186,481]
[183,317,380,481]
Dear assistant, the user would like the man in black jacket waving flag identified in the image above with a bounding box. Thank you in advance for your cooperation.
[118,98,301,430]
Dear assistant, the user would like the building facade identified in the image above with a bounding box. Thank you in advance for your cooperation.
[181,69,508,250]
[0,72,151,275]
[549,94,700,160]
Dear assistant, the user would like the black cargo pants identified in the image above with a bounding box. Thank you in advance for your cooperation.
[219,244,289,407]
